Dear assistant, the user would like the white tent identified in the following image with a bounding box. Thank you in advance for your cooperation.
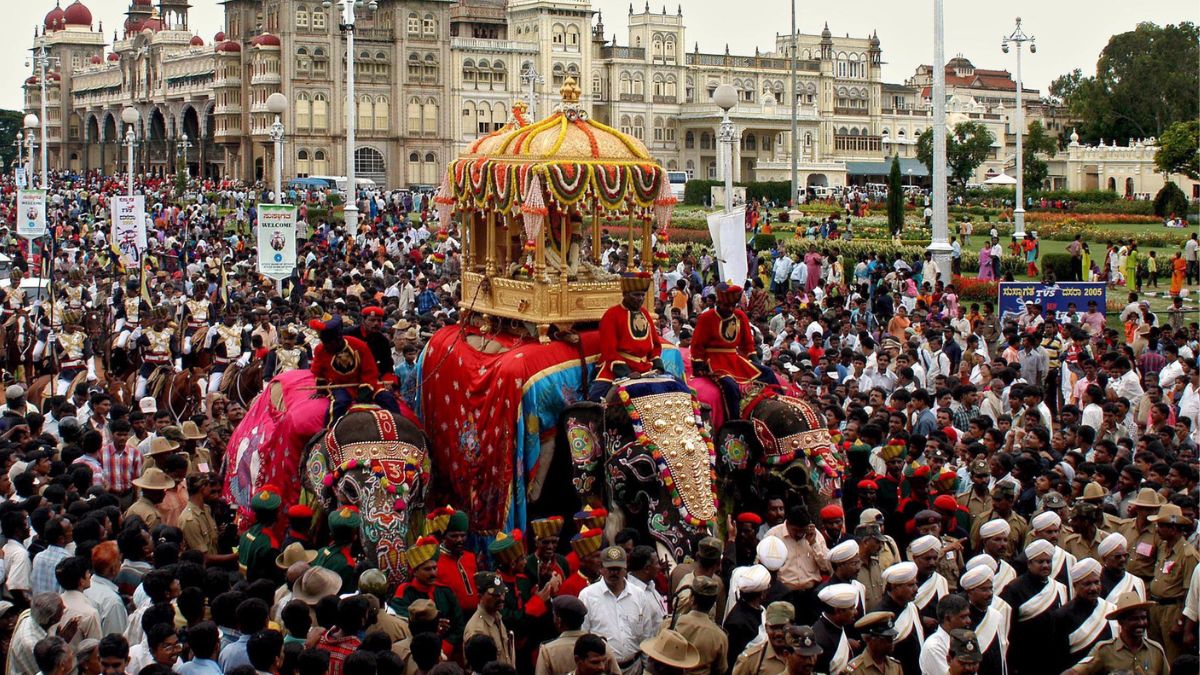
[984,173,1018,186]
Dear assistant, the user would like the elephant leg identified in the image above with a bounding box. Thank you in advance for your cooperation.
[528,437,555,503]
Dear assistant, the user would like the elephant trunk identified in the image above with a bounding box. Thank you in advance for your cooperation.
[359,502,413,587]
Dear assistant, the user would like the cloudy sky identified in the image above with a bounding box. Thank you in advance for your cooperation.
[3,0,1195,110]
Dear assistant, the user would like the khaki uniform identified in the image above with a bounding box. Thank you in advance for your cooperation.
[937,535,964,591]
[1070,636,1169,675]
[1117,518,1160,580]
[845,651,903,675]
[957,490,993,521]
[1147,538,1199,662]
[858,554,886,611]
[371,610,411,644]
[177,501,218,553]
[391,637,421,675]
[970,509,1028,552]
[673,610,729,675]
[186,447,214,476]
[731,641,788,675]
[1062,528,1108,562]
[463,608,512,665]
[124,497,163,529]
[673,572,726,622]
[534,629,621,675]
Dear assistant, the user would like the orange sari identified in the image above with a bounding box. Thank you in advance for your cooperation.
[1171,257,1187,295]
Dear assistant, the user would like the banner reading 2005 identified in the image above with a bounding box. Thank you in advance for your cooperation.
[16,189,46,240]
[257,204,297,279]
[110,195,147,266]
[998,281,1106,324]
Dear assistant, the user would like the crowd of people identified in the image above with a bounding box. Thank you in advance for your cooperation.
[0,168,1192,675]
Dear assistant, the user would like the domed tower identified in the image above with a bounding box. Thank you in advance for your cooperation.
[124,0,154,37]
[819,22,833,60]
[160,0,190,31]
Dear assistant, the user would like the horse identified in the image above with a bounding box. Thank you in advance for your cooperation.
[221,359,264,410]
[154,367,206,423]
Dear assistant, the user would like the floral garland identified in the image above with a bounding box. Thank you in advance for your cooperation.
[447,159,668,212]
[593,164,627,210]
[321,457,425,513]
[615,387,718,529]
[544,163,591,206]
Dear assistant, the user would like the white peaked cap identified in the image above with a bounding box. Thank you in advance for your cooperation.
[1031,511,1061,532]
[979,519,1011,539]
[882,561,918,584]
[1098,532,1127,558]
[908,534,942,557]
[1070,558,1102,583]
[829,540,860,564]
[960,564,994,590]
[818,583,860,609]
[965,553,998,573]
[740,564,771,593]
[756,536,788,571]
[1024,539,1054,561]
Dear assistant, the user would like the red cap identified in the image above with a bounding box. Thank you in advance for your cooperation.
[819,505,845,520]
[287,504,314,518]
[933,495,959,512]
[857,479,879,490]
[735,512,764,526]
[308,319,326,331]
[362,306,385,317]
[909,465,931,480]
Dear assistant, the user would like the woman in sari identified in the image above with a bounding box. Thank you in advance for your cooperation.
[804,250,822,293]
[1080,243,1092,282]
[1170,251,1187,296]
[1023,234,1039,277]
[978,244,994,280]
[1124,243,1140,290]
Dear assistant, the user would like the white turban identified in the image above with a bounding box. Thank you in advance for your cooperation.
[739,564,771,593]
[1098,532,1127,558]
[960,565,994,590]
[908,534,942,557]
[979,519,1011,540]
[756,536,788,571]
[1024,539,1054,561]
[818,583,859,609]
[1070,558,1102,583]
[883,561,918,585]
[830,540,860,565]
[1031,511,1061,532]
[965,553,998,573]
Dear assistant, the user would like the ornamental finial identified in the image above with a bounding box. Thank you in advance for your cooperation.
[560,76,581,103]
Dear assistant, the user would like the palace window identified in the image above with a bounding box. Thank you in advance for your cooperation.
[311,9,325,30]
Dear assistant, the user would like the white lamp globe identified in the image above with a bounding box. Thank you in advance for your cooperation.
[23,114,39,129]
[266,92,289,114]
[712,84,737,112]
[121,107,140,125]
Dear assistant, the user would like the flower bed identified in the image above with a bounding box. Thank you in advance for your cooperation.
[1025,212,1159,225]
[953,276,1000,301]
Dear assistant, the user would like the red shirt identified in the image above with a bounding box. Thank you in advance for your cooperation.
[691,308,761,382]
[595,304,662,382]
[310,335,380,389]
[436,549,479,613]
[558,570,595,598]
[316,629,362,675]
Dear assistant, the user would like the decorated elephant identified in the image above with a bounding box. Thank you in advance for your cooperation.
[691,377,841,518]
[560,374,718,563]
[302,405,431,584]
[224,369,430,585]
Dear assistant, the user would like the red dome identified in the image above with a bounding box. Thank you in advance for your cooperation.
[215,40,241,53]
[251,33,280,47]
[62,0,92,26]
[44,5,65,31]
[89,54,102,64]
[107,52,119,61]
[140,17,163,31]
[190,35,204,46]
[133,0,152,5]
[214,31,225,41]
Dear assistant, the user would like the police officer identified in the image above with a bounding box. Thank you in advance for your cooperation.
[1145,503,1198,662]
[672,575,728,674]
[731,601,793,675]
[846,611,902,675]
[1065,592,1168,675]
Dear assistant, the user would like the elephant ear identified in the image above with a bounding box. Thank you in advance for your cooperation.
[302,433,334,511]
[558,401,605,503]
[715,419,766,510]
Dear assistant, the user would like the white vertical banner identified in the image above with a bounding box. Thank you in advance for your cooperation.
[14,167,26,189]
[706,207,748,286]
[111,195,147,266]
[16,189,46,240]
[256,204,297,279]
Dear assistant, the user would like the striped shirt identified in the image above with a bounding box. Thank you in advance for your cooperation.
[71,454,104,487]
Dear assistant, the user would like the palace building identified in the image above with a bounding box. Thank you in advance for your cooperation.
[31,0,1185,198]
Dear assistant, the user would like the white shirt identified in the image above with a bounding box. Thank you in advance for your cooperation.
[626,574,667,619]
[61,589,101,642]
[3,540,30,594]
[918,626,952,675]
[85,575,129,638]
[1158,360,1184,389]
[579,579,659,664]
[1109,370,1145,408]
[1081,402,1104,432]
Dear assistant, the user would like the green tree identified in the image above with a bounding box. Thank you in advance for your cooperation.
[1047,68,1084,105]
[886,156,904,236]
[1155,120,1200,179]
[1022,121,1058,191]
[0,110,24,173]
[916,121,996,191]
[1053,22,1199,143]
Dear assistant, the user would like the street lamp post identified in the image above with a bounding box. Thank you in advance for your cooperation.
[122,107,140,197]
[926,0,952,286]
[178,133,193,181]
[1002,17,1035,239]
[324,0,378,233]
[13,132,23,186]
[520,63,543,119]
[23,114,38,186]
[789,0,798,207]
[713,84,738,214]
[267,93,289,205]
[28,45,58,189]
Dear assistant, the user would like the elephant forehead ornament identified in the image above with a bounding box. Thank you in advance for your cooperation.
[305,406,430,584]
